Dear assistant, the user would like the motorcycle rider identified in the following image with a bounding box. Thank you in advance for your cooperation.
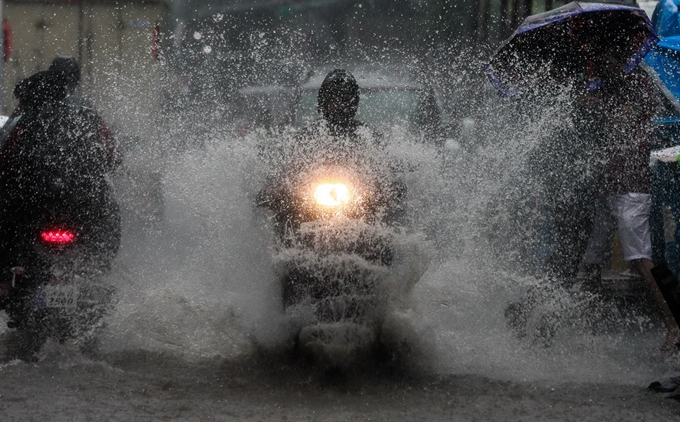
[0,63,120,312]
[258,69,405,226]
[257,69,409,340]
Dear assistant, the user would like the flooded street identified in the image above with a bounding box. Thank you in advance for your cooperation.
[0,107,678,421]
[2,121,680,420]
[0,351,677,421]
[2,2,680,420]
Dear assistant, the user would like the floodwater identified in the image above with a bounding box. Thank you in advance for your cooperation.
[1,99,679,421]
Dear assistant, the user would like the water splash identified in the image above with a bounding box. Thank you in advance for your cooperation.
[14,57,668,386]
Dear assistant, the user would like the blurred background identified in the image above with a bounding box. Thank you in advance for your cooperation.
[0,0,655,137]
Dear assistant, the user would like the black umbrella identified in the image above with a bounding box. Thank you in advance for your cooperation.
[485,1,659,96]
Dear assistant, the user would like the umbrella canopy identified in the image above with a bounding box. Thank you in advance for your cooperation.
[485,1,659,96]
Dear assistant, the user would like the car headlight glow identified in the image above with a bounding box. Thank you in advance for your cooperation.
[313,183,351,207]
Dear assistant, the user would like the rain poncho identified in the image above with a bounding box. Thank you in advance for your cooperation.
[652,0,680,37]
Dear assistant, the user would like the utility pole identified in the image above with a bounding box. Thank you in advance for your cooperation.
[0,0,4,102]
[500,0,509,37]
[514,0,531,27]
[477,0,491,43]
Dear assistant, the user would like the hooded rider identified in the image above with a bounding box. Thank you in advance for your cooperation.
[257,69,405,225]
[293,69,383,155]
[0,58,121,303]
[5,56,118,173]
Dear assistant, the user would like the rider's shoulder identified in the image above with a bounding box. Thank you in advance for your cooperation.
[295,118,329,138]
[354,121,384,146]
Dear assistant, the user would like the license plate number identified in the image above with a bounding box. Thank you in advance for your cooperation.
[300,219,362,232]
[36,285,79,309]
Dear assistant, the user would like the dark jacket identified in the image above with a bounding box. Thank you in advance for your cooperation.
[0,71,117,212]
[258,117,405,224]
[601,71,657,195]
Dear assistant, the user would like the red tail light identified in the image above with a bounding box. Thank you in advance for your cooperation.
[41,229,76,244]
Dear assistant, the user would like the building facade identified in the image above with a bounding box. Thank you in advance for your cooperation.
[2,0,170,131]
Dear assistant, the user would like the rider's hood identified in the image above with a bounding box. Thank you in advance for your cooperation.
[14,71,69,108]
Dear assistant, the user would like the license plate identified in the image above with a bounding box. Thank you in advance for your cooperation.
[36,285,79,309]
[300,218,362,233]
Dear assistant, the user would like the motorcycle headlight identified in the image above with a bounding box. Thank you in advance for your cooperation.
[313,183,351,207]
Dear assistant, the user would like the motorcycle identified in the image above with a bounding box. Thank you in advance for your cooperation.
[259,161,413,368]
[0,111,121,361]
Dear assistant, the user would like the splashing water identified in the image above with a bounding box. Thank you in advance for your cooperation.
[1,61,675,389]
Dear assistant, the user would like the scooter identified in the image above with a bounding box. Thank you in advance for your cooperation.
[0,117,121,361]
[259,162,410,368]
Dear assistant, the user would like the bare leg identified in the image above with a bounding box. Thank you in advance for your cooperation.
[632,259,680,350]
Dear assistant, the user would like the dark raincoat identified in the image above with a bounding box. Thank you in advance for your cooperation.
[0,70,120,275]
[257,117,406,233]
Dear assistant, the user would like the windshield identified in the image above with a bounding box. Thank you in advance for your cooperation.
[296,88,417,129]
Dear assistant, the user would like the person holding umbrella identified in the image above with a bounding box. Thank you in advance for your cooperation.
[578,61,680,349]
[488,1,680,349]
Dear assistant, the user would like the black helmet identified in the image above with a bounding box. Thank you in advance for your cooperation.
[317,69,359,126]
[49,56,80,94]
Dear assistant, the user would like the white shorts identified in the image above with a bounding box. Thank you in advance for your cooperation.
[583,193,653,264]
